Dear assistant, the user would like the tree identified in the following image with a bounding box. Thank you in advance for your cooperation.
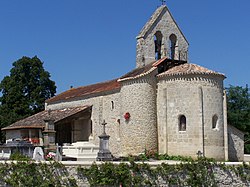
[0,56,56,136]
[226,85,250,153]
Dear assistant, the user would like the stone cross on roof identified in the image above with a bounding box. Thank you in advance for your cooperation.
[101,120,107,135]
[160,0,166,5]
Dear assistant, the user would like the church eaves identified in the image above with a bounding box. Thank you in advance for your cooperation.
[118,63,156,82]
[118,57,169,82]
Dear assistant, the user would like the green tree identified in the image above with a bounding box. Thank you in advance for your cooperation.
[226,85,250,153]
[0,56,56,139]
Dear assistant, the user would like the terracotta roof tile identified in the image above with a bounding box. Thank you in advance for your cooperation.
[152,57,168,67]
[158,63,225,78]
[46,79,121,104]
[2,106,91,130]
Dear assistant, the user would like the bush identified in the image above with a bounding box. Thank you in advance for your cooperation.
[78,159,250,186]
[121,151,194,162]
[0,161,77,187]
[10,151,31,161]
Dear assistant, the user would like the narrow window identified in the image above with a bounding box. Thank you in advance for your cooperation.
[179,115,186,131]
[154,31,163,60]
[90,120,93,134]
[212,115,218,129]
[169,34,177,59]
[111,101,114,110]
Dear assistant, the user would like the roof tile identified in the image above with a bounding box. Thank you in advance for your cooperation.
[46,79,120,104]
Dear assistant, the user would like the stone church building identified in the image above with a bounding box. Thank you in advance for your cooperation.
[2,5,244,161]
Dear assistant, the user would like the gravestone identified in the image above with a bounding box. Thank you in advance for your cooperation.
[55,143,62,161]
[33,147,45,161]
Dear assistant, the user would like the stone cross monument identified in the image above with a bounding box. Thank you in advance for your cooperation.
[96,120,113,161]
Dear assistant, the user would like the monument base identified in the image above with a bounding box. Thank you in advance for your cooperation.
[97,150,113,161]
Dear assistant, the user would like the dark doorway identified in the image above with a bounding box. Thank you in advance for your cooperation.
[55,122,72,145]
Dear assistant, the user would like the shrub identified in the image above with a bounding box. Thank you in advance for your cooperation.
[10,151,31,161]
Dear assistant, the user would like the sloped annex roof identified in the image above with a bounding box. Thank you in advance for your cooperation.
[158,63,225,78]
[136,5,189,44]
[2,106,91,131]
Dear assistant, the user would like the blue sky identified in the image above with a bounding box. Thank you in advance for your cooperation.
[0,0,249,94]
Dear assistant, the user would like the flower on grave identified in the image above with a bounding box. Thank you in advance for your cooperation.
[124,112,130,121]
[45,152,56,161]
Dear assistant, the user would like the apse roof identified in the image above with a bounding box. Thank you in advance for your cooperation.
[158,63,225,78]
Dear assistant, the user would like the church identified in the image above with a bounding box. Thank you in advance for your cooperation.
[2,5,244,161]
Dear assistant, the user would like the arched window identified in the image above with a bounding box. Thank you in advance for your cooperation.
[169,34,177,59]
[154,31,163,60]
[179,115,186,131]
[212,115,218,129]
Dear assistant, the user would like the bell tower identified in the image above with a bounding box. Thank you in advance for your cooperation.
[136,5,189,68]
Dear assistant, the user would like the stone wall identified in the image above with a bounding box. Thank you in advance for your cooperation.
[0,161,248,186]
[157,74,226,160]
[46,91,122,156]
[119,73,158,156]
[62,161,250,187]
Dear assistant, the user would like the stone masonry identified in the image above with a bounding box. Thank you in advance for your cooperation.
[136,5,188,68]
[157,72,225,160]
